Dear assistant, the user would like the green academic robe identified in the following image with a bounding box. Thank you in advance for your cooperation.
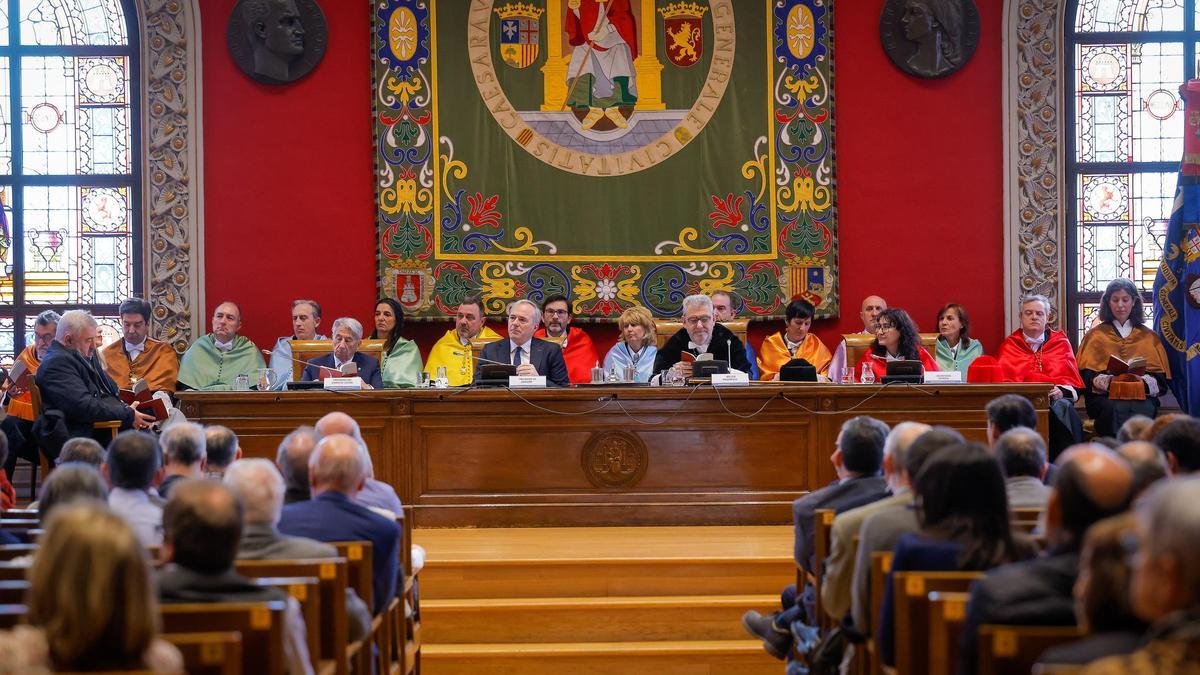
[381,338,424,388]
[177,334,267,390]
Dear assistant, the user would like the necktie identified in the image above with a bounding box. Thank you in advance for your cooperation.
[512,345,522,366]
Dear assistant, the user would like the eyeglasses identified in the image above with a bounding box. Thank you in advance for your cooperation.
[876,322,896,332]
[544,309,569,317]
[685,315,713,326]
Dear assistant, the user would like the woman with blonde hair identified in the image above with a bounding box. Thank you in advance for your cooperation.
[602,306,658,382]
[0,501,183,673]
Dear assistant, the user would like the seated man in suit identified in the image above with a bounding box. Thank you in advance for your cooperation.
[225,458,371,641]
[277,433,402,614]
[35,310,156,446]
[157,479,313,675]
[994,427,1051,508]
[652,294,751,380]
[315,411,402,516]
[177,301,267,391]
[100,297,179,394]
[985,393,1039,444]
[301,317,384,389]
[959,445,1134,674]
[475,299,571,387]
[742,415,891,659]
[157,421,207,500]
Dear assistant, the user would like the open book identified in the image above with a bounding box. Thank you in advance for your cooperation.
[119,378,169,421]
[319,361,359,380]
[3,359,30,394]
[1106,355,1147,377]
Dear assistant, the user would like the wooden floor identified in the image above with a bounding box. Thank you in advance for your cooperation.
[414,525,794,675]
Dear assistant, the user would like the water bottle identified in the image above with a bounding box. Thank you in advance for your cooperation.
[860,362,876,385]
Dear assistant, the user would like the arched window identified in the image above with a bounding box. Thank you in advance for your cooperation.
[0,0,140,365]
[1066,0,1193,341]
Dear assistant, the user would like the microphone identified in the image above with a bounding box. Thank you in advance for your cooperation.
[259,349,357,375]
[451,350,516,367]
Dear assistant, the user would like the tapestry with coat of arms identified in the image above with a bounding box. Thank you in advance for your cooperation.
[373,0,838,320]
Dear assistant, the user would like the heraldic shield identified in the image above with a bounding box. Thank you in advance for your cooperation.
[496,3,543,69]
[659,1,708,68]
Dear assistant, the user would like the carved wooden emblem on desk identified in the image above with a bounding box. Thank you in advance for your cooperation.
[582,431,648,489]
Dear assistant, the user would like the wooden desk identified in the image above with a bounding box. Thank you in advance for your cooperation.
[177,384,1049,528]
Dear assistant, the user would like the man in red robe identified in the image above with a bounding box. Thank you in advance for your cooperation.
[997,295,1085,458]
[535,295,599,384]
[564,0,639,118]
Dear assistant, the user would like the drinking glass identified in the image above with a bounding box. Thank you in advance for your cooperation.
[840,368,854,385]
[234,373,251,391]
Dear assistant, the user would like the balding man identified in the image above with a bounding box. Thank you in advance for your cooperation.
[158,479,313,675]
[34,309,155,445]
[157,422,207,500]
[205,425,243,479]
[178,301,266,391]
[277,434,401,614]
[300,317,384,389]
[993,427,1051,508]
[959,445,1134,674]
[1116,440,1169,497]
[276,426,319,504]
[826,294,887,379]
[1081,477,1200,674]
[314,412,403,515]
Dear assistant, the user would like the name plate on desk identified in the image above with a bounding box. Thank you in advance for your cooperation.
[509,375,547,388]
[324,376,364,390]
[711,372,750,387]
[924,371,963,384]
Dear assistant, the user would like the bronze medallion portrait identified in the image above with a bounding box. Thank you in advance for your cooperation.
[879,0,979,79]
[227,0,328,85]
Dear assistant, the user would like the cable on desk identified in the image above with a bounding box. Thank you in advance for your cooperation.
[609,383,706,425]
[501,387,616,416]
[711,386,784,419]
[778,381,939,415]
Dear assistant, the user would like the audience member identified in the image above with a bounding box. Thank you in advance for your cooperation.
[1152,416,1200,474]
[37,462,108,521]
[105,431,164,547]
[59,436,105,467]
[158,479,312,674]
[205,425,242,478]
[1117,415,1154,444]
[985,394,1038,445]
[225,459,371,641]
[1138,412,1187,443]
[820,422,930,621]
[1082,477,1200,674]
[315,412,402,515]
[742,416,890,658]
[276,425,319,504]
[278,434,401,614]
[0,503,182,672]
[959,445,1134,674]
[993,427,1051,508]
[1117,441,1170,498]
[1038,513,1145,666]
[157,421,206,499]
[878,443,1037,667]
[850,426,965,634]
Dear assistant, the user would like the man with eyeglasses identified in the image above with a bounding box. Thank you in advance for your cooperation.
[653,294,751,380]
[476,299,570,387]
[711,291,760,380]
[534,294,598,384]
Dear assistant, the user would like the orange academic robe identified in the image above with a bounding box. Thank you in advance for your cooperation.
[758,332,833,380]
[4,345,40,422]
[100,338,180,394]
[534,326,598,384]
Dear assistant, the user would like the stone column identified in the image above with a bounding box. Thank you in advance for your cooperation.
[634,0,665,110]
[541,1,570,110]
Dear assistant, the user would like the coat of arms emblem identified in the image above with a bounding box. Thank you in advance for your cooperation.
[495,2,543,69]
[658,1,708,68]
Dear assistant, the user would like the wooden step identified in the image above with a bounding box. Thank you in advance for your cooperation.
[422,594,779,643]
[421,639,782,675]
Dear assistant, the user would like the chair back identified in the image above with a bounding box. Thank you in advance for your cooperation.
[162,632,243,675]
[1,510,38,521]
[289,339,386,380]
[0,580,28,604]
[868,551,893,642]
[811,508,836,628]
[655,319,749,349]
[977,625,1085,675]
[893,571,985,675]
[0,544,36,562]
[0,604,24,629]
[0,562,26,581]
[249,576,321,673]
[160,601,287,675]
[236,557,349,675]
[928,591,970,675]
[332,541,374,613]
[469,336,502,367]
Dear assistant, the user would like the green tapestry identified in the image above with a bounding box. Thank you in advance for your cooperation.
[373,0,837,320]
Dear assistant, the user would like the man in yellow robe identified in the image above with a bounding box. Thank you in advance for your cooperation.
[101,298,180,394]
[2,310,59,481]
[424,294,501,386]
[758,298,832,380]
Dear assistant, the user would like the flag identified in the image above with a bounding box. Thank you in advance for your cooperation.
[1153,171,1200,416]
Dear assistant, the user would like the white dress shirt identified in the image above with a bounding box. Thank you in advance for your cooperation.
[125,339,145,361]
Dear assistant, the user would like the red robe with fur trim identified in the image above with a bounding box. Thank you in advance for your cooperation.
[997,329,1084,387]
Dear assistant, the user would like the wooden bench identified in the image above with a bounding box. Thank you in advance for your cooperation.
[0,561,27,581]
[333,541,382,675]
[0,579,29,604]
[0,510,38,521]
[0,544,36,561]
[162,632,244,675]
[893,571,984,675]
[394,508,420,675]
[866,551,893,675]
[812,508,836,629]
[0,603,24,629]
[928,591,970,675]
[160,601,287,675]
[237,557,350,675]
[250,576,321,674]
[977,624,1085,675]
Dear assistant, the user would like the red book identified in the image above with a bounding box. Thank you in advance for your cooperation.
[1106,355,1147,377]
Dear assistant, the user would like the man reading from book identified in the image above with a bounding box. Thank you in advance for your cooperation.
[102,298,180,396]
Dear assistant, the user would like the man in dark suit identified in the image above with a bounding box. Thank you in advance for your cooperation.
[35,310,155,444]
[277,433,401,614]
[474,299,570,387]
[301,317,384,389]
[743,415,892,658]
[653,294,751,379]
[958,445,1134,674]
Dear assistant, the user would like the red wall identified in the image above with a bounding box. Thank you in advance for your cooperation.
[200,1,1006,361]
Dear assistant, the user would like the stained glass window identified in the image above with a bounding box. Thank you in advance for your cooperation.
[0,0,138,361]
[1067,0,1189,340]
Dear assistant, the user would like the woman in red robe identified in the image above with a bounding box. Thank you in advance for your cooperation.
[855,308,938,382]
